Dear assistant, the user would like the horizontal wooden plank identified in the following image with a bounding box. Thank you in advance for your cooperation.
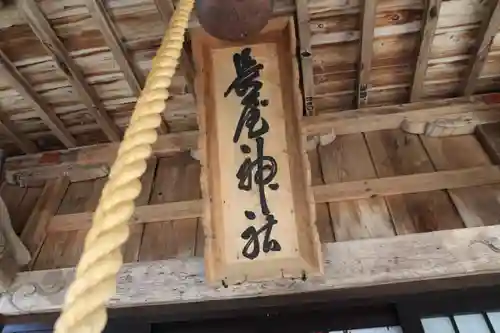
[46,166,500,231]
[313,166,500,203]
[5,163,109,187]
[6,131,199,171]
[302,94,500,136]
[2,224,500,315]
[49,199,202,232]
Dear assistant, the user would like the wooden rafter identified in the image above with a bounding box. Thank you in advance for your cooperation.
[154,0,196,95]
[0,49,76,148]
[296,0,315,116]
[410,0,441,102]
[85,0,169,135]
[85,0,144,96]
[18,0,121,142]
[356,0,376,108]
[462,0,500,96]
[0,110,38,154]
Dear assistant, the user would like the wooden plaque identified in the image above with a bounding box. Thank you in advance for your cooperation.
[193,18,323,284]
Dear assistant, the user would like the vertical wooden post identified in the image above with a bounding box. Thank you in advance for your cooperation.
[296,0,316,116]
[356,0,376,108]
[20,177,70,269]
[410,0,441,102]
[0,196,31,292]
[0,248,17,293]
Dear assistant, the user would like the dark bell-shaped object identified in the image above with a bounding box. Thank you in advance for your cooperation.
[196,0,274,41]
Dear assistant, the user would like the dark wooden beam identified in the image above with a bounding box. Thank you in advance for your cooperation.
[296,0,315,116]
[0,110,38,154]
[154,0,196,95]
[18,0,121,142]
[462,0,500,96]
[356,0,376,108]
[410,0,441,102]
[0,49,76,148]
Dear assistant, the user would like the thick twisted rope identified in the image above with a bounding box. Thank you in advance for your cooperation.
[54,1,195,332]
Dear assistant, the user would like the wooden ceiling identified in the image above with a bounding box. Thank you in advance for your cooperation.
[0,0,498,155]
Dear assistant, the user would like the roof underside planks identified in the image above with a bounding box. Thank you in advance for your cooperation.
[0,0,498,154]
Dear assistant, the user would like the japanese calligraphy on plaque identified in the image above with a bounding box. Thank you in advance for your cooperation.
[224,47,282,260]
[194,18,323,284]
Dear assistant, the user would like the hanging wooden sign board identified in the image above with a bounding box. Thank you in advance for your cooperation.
[192,18,323,285]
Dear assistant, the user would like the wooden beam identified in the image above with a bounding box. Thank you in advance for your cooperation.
[86,0,144,96]
[2,224,500,315]
[302,94,500,136]
[461,0,500,96]
[476,122,500,165]
[6,163,108,187]
[5,130,198,178]
[49,199,203,232]
[296,0,315,115]
[0,110,37,154]
[46,165,500,231]
[313,166,500,203]
[0,49,76,148]
[85,0,169,135]
[18,0,121,142]
[356,0,376,108]
[19,177,69,269]
[4,94,500,182]
[410,0,441,102]
[154,0,195,95]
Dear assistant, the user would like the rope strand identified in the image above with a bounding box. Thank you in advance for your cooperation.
[54,1,195,332]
